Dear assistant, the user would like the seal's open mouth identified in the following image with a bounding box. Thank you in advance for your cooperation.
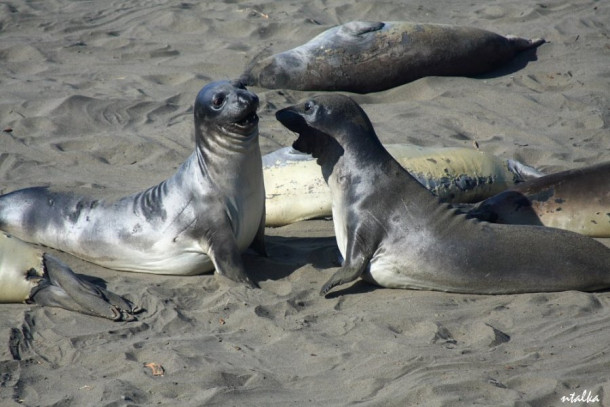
[292,131,331,162]
[275,107,325,157]
[235,110,259,129]
[230,99,260,134]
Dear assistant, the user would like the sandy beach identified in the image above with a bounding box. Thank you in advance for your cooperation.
[1,0,609,405]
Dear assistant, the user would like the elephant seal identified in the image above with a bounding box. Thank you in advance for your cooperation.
[467,161,610,237]
[0,80,265,287]
[244,21,545,93]
[263,145,541,226]
[275,95,610,295]
[0,232,137,320]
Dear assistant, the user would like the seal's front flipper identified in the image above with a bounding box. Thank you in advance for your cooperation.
[208,233,258,288]
[29,254,138,321]
[321,222,378,295]
[320,254,370,296]
[320,264,366,296]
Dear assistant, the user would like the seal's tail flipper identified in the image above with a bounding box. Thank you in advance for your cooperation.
[29,254,139,321]
[507,159,545,182]
[340,21,385,36]
[506,35,546,51]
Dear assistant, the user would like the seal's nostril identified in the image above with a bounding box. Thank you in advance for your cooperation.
[238,93,259,108]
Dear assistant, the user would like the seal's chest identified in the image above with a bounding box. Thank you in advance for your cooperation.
[331,203,348,259]
[229,175,265,251]
[328,168,350,259]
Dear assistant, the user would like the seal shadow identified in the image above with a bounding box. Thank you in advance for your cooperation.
[323,280,379,298]
[247,234,393,296]
[244,235,339,283]
[475,46,543,79]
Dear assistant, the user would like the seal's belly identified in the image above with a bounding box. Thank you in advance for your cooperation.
[364,255,418,290]
[363,245,496,293]
[364,239,458,291]
[95,249,214,276]
[40,205,217,275]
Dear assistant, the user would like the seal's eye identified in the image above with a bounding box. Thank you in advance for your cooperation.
[212,93,225,109]
[304,101,313,112]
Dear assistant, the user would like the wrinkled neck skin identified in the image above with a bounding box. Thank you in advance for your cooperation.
[195,122,262,194]
[128,120,262,234]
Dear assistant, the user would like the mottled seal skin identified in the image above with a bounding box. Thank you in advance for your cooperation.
[263,145,541,226]
[275,95,610,295]
[0,80,265,287]
[0,232,137,321]
[244,21,545,93]
[467,162,610,237]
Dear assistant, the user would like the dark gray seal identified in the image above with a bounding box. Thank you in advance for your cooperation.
[244,21,545,93]
[275,95,610,295]
[0,80,265,287]
[0,232,137,321]
[467,161,610,237]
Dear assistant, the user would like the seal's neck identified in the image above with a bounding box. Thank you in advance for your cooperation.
[326,127,437,203]
[195,126,262,193]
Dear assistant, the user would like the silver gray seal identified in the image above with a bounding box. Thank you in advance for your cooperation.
[276,95,610,295]
[245,21,545,93]
[0,80,265,287]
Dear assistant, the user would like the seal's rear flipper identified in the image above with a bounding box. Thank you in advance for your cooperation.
[506,35,546,51]
[507,159,545,181]
[340,21,385,37]
[29,254,138,321]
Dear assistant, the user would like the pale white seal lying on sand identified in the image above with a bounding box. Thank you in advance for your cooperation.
[263,145,540,226]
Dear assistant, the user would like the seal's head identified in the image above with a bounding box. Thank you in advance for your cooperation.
[275,94,380,163]
[242,48,305,90]
[253,55,300,89]
[194,80,259,138]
